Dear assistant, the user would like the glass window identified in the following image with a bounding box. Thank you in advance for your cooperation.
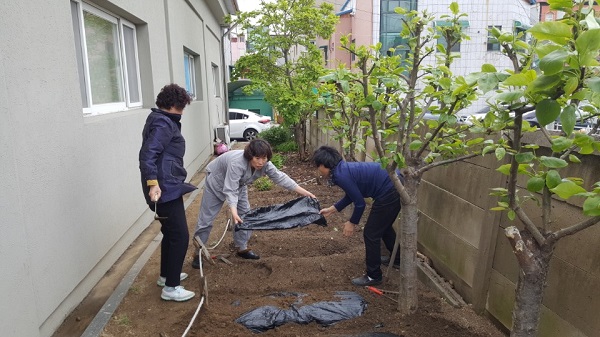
[319,45,328,65]
[71,1,142,115]
[184,51,197,99]
[379,0,416,56]
[212,64,221,97]
[487,25,501,52]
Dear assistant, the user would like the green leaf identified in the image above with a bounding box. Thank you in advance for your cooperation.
[546,170,562,189]
[371,100,383,110]
[530,74,561,92]
[495,147,506,160]
[539,49,569,75]
[550,181,587,199]
[497,164,511,175]
[586,77,600,93]
[515,152,535,163]
[449,2,459,14]
[583,196,600,216]
[490,207,507,211]
[507,210,516,220]
[481,64,497,72]
[540,156,568,168]
[528,21,573,45]
[575,29,600,63]
[503,73,533,87]
[527,177,546,192]
[559,105,577,136]
[496,90,524,103]
[551,136,573,152]
[482,145,495,155]
[409,140,422,151]
[568,154,581,163]
[536,99,561,126]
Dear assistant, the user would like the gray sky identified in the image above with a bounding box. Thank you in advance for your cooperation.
[238,0,261,12]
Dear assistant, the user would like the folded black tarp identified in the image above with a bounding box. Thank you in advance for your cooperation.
[235,196,327,231]
[236,291,367,333]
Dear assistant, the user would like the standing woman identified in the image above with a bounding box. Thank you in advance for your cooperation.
[192,139,316,266]
[139,84,197,302]
[312,146,402,287]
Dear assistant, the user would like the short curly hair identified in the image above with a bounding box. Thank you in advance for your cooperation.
[243,139,273,161]
[155,83,192,110]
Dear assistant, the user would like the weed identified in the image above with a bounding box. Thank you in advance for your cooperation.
[270,153,285,169]
[253,176,273,191]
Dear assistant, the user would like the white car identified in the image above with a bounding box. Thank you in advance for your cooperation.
[228,108,273,140]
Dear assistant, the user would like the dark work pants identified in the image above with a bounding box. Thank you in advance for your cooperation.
[152,197,189,287]
[364,188,401,280]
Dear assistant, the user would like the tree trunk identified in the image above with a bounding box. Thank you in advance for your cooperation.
[505,227,554,337]
[294,121,307,160]
[396,176,419,314]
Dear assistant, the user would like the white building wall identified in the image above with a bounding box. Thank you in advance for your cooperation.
[420,0,535,114]
[0,0,233,336]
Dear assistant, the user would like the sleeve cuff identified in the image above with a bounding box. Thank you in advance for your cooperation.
[146,179,158,186]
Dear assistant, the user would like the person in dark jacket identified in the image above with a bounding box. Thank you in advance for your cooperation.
[312,146,401,287]
[139,83,197,302]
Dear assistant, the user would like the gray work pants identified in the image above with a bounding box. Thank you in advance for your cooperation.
[194,176,252,250]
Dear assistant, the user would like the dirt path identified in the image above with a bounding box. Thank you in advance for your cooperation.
[96,151,505,337]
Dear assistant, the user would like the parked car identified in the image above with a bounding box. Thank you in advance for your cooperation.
[228,108,274,140]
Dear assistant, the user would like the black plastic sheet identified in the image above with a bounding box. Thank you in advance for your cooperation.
[235,196,326,231]
[236,291,367,333]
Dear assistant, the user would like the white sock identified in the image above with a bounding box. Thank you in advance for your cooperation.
[164,286,175,292]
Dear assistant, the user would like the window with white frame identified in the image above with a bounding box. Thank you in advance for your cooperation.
[212,63,221,97]
[71,0,142,116]
[184,51,197,99]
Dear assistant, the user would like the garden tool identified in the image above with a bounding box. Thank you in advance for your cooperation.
[366,286,398,303]
[212,254,234,266]
[194,235,215,265]
[153,193,167,220]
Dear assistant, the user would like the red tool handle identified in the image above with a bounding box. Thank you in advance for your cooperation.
[366,286,383,295]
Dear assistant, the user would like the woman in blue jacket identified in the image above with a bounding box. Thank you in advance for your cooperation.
[312,146,401,287]
[139,84,197,302]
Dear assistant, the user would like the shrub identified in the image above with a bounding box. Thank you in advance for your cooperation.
[259,126,293,147]
[274,141,298,153]
[270,153,286,169]
[253,176,273,191]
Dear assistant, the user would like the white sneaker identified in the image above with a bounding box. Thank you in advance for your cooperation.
[156,273,189,287]
[161,286,195,302]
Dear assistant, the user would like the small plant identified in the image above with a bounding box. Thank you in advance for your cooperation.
[259,125,293,147]
[116,315,131,326]
[128,285,141,295]
[275,141,298,153]
[253,176,273,191]
[270,153,286,169]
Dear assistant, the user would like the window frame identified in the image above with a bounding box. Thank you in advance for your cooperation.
[487,25,502,52]
[212,63,221,97]
[184,50,197,99]
[71,0,142,116]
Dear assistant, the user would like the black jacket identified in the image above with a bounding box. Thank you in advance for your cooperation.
[139,108,197,205]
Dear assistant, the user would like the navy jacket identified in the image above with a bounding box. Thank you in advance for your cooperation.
[139,108,197,205]
[332,161,400,224]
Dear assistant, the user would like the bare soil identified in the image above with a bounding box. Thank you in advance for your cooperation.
[99,150,506,337]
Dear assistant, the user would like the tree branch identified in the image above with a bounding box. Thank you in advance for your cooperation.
[549,216,600,243]
[514,206,546,246]
[416,153,479,175]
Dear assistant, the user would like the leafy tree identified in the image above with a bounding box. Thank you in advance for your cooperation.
[230,0,338,159]
[472,1,600,336]
[320,3,491,314]
[318,60,371,161]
